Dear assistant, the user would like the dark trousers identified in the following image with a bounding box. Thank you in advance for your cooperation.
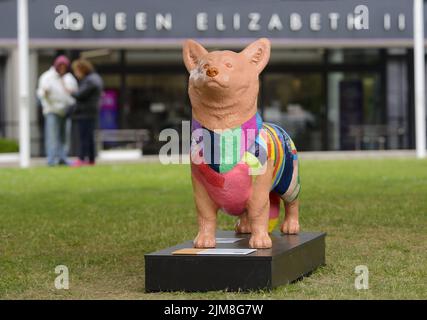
[77,118,96,163]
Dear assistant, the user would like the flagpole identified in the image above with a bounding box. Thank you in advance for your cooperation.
[17,0,30,167]
[414,0,426,158]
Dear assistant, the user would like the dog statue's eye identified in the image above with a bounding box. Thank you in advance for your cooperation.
[225,62,233,68]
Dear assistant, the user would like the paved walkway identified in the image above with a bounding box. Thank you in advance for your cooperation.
[0,150,418,168]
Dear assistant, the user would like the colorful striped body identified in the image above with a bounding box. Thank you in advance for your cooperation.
[191,113,300,232]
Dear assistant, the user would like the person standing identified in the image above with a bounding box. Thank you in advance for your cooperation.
[70,59,103,166]
[37,55,78,166]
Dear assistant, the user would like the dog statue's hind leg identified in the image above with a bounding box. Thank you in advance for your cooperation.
[235,211,251,234]
[281,199,300,234]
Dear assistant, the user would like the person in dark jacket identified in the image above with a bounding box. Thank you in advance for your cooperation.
[70,59,103,166]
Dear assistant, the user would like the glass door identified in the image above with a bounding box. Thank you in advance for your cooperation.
[328,72,384,150]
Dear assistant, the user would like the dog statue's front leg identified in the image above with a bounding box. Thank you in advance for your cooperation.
[247,196,271,248]
[247,160,275,249]
[191,175,218,248]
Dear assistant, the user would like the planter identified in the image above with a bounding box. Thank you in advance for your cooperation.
[0,153,19,163]
[98,149,142,161]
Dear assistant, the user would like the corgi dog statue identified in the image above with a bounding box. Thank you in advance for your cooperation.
[183,38,301,249]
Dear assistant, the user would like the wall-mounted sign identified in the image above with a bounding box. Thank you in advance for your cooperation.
[0,0,420,43]
[99,90,119,130]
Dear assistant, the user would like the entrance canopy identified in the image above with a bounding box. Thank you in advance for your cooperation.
[2,0,422,49]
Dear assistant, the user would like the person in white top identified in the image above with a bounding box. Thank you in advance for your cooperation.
[37,55,78,166]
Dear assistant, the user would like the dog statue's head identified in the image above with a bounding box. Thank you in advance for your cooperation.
[183,38,271,129]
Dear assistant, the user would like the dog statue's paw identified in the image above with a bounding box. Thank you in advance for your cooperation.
[194,233,216,248]
[249,233,272,249]
[281,219,300,234]
[235,220,252,234]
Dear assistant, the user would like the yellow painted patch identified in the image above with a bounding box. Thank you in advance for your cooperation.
[243,151,262,169]
[268,218,279,232]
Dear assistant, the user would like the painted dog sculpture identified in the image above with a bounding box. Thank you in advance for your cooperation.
[183,38,301,249]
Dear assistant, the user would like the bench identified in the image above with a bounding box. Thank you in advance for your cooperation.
[95,129,150,160]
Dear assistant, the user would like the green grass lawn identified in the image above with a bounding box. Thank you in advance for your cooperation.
[0,159,426,299]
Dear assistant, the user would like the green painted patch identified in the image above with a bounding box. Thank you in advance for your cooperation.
[219,127,241,173]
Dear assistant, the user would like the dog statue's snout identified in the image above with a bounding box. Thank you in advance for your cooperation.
[206,66,219,78]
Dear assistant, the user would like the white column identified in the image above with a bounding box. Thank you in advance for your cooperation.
[414,0,426,158]
[17,0,30,167]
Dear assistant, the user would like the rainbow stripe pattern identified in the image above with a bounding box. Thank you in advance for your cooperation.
[191,112,300,231]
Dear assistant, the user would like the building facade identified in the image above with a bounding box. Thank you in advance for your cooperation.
[0,0,424,155]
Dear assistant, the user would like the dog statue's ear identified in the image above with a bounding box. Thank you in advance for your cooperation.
[240,38,271,74]
[183,39,208,73]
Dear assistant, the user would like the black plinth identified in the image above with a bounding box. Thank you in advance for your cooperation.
[145,231,326,292]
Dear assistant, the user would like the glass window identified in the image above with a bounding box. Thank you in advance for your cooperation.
[328,49,381,64]
[262,73,324,151]
[125,73,190,153]
[126,50,182,65]
[269,49,324,64]
[80,49,121,64]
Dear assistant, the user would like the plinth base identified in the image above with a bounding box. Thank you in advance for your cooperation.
[145,230,326,292]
